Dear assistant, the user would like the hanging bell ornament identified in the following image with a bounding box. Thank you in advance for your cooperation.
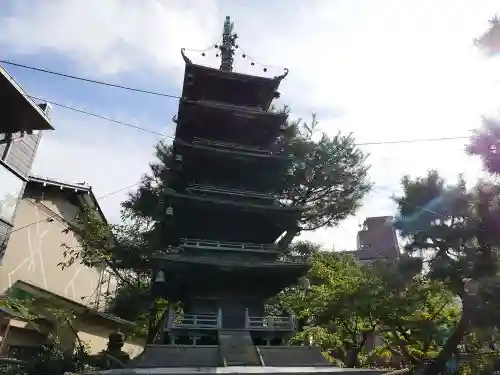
[215,44,218,48]
[202,52,206,56]
[263,68,267,72]
[251,62,255,66]
[155,270,166,283]
[216,54,219,57]
[242,54,246,58]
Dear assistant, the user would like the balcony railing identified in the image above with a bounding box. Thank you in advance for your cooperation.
[192,137,273,155]
[247,316,295,331]
[170,314,220,329]
[180,238,279,253]
[165,309,295,332]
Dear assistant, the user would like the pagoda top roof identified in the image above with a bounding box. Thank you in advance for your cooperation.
[179,16,289,110]
[180,63,287,111]
[182,61,289,85]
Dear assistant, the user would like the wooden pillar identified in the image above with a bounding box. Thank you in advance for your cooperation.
[217,307,222,329]
[244,308,249,329]
[167,305,173,329]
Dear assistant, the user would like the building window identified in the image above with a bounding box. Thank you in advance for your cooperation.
[0,165,24,223]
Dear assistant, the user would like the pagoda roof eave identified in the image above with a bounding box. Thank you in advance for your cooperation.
[164,189,303,214]
[175,100,288,147]
[154,254,309,269]
[173,138,290,160]
[153,254,309,297]
[179,99,288,118]
[180,63,285,111]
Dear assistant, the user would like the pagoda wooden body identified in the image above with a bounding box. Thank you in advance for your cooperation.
[154,57,307,350]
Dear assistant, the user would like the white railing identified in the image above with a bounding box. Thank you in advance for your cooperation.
[180,238,279,252]
[247,315,295,331]
[170,313,219,329]
[165,309,295,332]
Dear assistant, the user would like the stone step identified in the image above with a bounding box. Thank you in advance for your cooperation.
[218,330,261,366]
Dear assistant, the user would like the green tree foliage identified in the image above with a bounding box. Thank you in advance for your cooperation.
[278,114,371,231]
[269,248,458,369]
[393,170,500,375]
[367,262,459,368]
[0,297,98,375]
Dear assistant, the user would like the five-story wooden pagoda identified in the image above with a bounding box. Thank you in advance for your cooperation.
[105,17,387,375]
[155,16,305,357]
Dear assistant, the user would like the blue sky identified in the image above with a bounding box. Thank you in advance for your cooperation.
[1,0,500,250]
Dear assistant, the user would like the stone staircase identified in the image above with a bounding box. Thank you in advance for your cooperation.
[218,330,261,366]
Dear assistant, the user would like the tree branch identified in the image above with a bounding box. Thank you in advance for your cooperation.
[423,302,469,375]
[389,327,420,365]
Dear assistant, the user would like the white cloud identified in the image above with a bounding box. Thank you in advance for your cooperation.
[3,0,500,250]
[0,0,220,79]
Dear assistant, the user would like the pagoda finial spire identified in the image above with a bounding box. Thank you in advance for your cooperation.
[220,16,238,72]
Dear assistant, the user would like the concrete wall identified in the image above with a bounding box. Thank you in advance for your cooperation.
[0,188,114,308]
[3,133,42,178]
[77,329,143,357]
[0,318,143,358]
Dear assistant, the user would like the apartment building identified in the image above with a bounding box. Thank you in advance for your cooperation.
[355,216,400,264]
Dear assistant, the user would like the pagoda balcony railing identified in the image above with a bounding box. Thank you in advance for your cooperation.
[196,100,265,114]
[180,238,279,253]
[246,315,296,331]
[187,183,275,200]
[192,137,275,155]
[169,313,220,330]
[165,309,296,332]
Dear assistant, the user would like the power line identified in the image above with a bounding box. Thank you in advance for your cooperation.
[30,95,167,137]
[34,95,471,146]
[1,60,473,146]
[356,136,469,146]
[0,60,181,100]
[9,181,142,235]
